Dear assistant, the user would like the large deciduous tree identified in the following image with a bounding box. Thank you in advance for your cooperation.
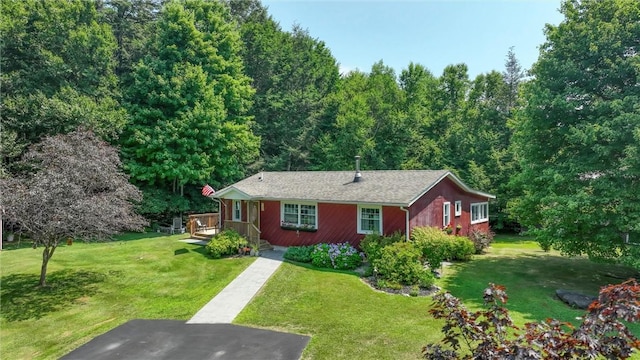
[98,0,162,79]
[510,0,640,265]
[0,129,146,287]
[0,0,127,174]
[313,61,408,170]
[399,62,441,170]
[236,8,340,171]
[120,0,259,218]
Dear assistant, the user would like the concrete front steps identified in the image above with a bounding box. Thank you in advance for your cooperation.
[259,239,273,251]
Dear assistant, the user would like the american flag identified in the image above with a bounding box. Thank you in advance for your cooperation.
[201,184,215,197]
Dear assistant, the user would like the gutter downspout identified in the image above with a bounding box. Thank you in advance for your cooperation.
[400,206,410,241]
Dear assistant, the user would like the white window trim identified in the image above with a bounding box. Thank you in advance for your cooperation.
[470,202,489,224]
[443,202,451,227]
[357,204,382,234]
[454,200,462,217]
[280,201,318,229]
[232,200,242,221]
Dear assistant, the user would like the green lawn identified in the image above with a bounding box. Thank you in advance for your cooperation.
[2,233,639,359]
[234,263,439,359]
[235,234,640,359]
[0,233,255,359]
[440,235,640,326]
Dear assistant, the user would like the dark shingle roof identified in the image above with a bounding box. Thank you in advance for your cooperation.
[215,170,494,206]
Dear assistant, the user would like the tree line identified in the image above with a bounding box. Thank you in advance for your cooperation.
[2,0,638,267]
[0,0,520,227]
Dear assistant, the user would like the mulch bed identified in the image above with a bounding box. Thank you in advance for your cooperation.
[355,261,443,297]
[360,276,440,297]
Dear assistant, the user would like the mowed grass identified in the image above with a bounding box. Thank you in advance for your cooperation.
[236,234,640,360]
[235,263,440,359]
[0,233,255,359]
[441,235,640,326]
[3,233,640,359]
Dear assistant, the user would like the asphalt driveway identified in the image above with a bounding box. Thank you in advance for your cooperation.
[61,319,310,360]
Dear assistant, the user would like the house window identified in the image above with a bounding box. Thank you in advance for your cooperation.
[281,202,317,229]
[470,202,489,224]
[455,201,462,217]
[443,202,451,227]
[232,200,242,221]
[358,205,382,234]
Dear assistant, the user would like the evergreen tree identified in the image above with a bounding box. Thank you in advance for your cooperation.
[510,0,640,265]
[433,64,471,173]
[502,46,525,115]
[312,71,373,170]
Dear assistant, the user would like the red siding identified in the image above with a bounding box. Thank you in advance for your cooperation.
[383,206,407,236]
[221,177,491,247]
[259,201,407,248]
[408,177,490,237]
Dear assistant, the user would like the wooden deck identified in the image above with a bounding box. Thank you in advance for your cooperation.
[187,213,219,241]
[189,228,220,241]
[186,213,272,250]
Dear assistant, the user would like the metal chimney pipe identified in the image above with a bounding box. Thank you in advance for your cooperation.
[354,155,362,182]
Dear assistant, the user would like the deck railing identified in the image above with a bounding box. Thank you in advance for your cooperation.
[224,220,261,248]
[187,213,220,235]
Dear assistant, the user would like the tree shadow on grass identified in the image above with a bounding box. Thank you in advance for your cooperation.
[189,245,209,256]
[440,252,640,322]
[0,269,106,322]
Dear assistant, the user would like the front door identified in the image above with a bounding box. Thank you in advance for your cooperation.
[246,201,260,247]
[249,201,260,230]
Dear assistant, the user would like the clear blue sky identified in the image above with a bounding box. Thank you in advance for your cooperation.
[262,0,564,78]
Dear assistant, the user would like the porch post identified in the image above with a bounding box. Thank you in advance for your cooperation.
[213,198,223,230]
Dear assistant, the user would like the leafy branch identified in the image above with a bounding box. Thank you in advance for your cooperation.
[424,280,640,359]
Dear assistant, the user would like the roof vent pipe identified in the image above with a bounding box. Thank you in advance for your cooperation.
[354,155,362,182]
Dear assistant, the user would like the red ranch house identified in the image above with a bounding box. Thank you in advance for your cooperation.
[213,169,494,249]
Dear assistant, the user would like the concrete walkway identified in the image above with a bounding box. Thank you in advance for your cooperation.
[187,250,284,324]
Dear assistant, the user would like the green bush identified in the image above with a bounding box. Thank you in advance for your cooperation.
[418,270,435,288]
[362,264,374,277]
[206,230,247,259]
[468,229,495,254]
[373,242,430,285]
[450,236,475,261]
[411,227,475,268]
[376,278,390,289]
[411,226,450,270]
[360,231,404,263]
[311,243,363,270]
[310,243,332,268]
[283,245,314,263]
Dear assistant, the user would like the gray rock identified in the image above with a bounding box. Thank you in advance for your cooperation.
[556,289,597,309]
